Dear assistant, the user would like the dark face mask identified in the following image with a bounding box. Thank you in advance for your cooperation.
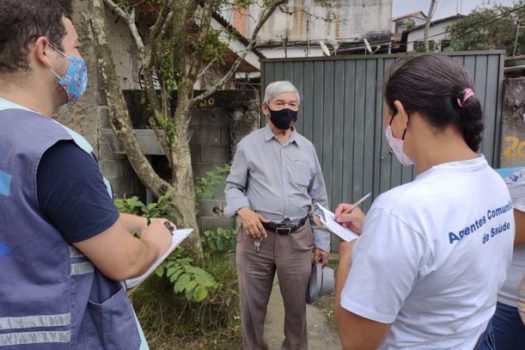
[268,107,298,130]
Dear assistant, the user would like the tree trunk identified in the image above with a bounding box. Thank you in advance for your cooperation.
[91,0,171,197]
[169,81,204,262]
[91,0,204,262]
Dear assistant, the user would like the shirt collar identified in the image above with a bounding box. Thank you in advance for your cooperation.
[0,97,33,112]
[264,123,300,146]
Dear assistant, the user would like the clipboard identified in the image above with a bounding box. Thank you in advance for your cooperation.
[312,204,360,242]
[125,228,193,290]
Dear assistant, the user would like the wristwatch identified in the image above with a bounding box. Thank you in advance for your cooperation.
[163,221,174,236]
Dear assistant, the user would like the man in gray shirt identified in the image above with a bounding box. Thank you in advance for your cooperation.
[224,81,330,350]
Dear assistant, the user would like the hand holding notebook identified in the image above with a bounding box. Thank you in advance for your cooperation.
[125,228,193,289]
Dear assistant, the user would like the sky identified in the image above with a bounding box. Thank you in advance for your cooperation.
[393,0,519,20]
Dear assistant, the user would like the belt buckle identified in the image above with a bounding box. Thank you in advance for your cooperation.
[276,227,292,235]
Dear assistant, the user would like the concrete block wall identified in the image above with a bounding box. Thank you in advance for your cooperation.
[191,90,260,231]
[190,107,235,231]
[98,106,146,199]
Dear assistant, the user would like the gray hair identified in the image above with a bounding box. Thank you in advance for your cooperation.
[263,81,300,105]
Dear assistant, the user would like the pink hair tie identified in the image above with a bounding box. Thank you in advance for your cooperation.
[457,88,475,108]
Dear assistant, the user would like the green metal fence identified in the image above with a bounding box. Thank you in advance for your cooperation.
[262,51,505,250]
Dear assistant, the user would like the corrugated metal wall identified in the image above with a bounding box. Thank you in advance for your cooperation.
[261,52,505,250]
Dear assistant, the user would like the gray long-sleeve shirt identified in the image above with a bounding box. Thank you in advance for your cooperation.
[224,124,330,252]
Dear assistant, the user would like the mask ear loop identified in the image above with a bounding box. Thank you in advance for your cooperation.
[46,43,68,80]
[48,43,68,58]
[401,128,408,140]
[389,110,397,126]
[389,109,408,140]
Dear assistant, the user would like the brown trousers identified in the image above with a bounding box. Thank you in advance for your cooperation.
[236,222,313,350]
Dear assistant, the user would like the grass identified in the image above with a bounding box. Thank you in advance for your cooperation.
[130,253,340,349]
[130,254,242,350]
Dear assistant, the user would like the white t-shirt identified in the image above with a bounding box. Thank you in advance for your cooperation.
[340,156,514,349]
[498,169,525,307]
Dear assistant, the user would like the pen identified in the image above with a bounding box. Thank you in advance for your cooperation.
[346,192,372,212]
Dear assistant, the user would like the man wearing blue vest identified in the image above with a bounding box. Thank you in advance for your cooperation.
[0,1,174,348]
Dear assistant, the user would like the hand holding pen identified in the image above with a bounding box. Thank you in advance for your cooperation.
[334,193,371,235]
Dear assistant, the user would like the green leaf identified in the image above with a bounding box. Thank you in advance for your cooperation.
[166,266,177,277]
[168,269,185,283]
[154,266,165,277]
[216,238,225,252]
[184,280,198,293]
[195,274,216,288]
[193,286,208,302]
[174,273,190,293]
[146,203,158,211]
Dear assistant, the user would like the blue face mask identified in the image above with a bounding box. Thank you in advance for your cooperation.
[49,46,88,103]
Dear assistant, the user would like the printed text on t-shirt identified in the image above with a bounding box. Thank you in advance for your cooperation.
[448,201,512,244]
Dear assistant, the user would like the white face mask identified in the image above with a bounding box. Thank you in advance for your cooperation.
[385,115,414,166]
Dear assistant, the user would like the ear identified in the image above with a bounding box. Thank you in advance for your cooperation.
[33,37,55,70]
[393,100,409,129]
[261,102,270,117]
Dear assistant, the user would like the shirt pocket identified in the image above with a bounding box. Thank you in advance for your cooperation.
[293,159,311,187]
[85,287,140,349]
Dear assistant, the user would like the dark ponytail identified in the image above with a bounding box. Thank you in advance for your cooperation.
[384,54,484,152]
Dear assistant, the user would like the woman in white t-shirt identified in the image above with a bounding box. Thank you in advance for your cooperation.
[333,54,514,350]
[485,169,525,349]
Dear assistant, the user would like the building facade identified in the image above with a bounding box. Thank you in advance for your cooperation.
[228,0,392,58]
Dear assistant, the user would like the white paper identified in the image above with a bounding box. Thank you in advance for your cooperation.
[316,204,360,242]
[125,228,193,289]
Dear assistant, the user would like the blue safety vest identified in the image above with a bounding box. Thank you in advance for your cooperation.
[0,100,144,349]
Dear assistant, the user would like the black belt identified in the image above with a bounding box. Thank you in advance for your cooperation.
[262,217,308,235]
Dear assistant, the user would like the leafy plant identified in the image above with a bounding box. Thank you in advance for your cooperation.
[447,2,525,56]
[195,164,230,202]
[114,195,144,215]
[202,227,237,254]
[114,188,179,223]
[155,254,221,303]
[131,255,240,349]
[402,19,416,31]
[114,192,226,303]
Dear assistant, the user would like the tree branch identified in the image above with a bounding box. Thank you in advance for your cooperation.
[195,57,218,81]
[187,2,215,81]
[103,0,172,159]
[91,0,172,198]
[149,0,172,41]
[102,0,131,19]
[191,0,286,105]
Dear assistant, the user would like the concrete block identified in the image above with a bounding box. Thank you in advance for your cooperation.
[189,114,204,127]
[100,128,165,156]
[198,198,224,216]
[199,109,230,127]
[99,140,116,161]
[195,128,221,146]
[193,163,223,178]
[220,126,231,147]
[98,105,111,129]
[200,146,229,164]
[110,180,130,199]
[213,189,226,201]
[190,144,201,162]
[199,216,235,231]
[100,160,124,179]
